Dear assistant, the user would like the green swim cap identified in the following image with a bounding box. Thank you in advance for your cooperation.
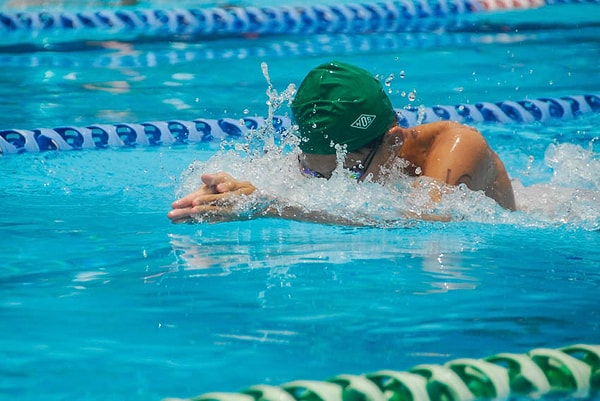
[291,61,396,155]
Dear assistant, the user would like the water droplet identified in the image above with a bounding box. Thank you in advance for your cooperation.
[243,108,250,115]
[399,70,406,79]
[408,90,417,102]
[526,155,534,174]
[384,73,394,87]
[261,61,272,87]
[416,104,426,124]
[311,123,317,128]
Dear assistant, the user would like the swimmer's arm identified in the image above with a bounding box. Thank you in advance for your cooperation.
[418,123,489,186]
[168,173,450,225]
[419,122,516,210]
[167,172,359,225]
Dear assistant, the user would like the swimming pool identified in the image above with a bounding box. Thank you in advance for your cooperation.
[1,0,599,400]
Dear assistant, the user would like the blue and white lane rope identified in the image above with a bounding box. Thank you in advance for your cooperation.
[1,0,597,41]
[0,0,485,39]
[1,94,598,156]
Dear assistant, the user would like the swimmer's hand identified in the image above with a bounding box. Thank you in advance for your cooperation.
[167,172,358,226]
[168,172,257,224]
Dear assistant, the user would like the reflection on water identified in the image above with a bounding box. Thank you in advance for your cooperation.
[164,220,486,299]
[420,250,479,293]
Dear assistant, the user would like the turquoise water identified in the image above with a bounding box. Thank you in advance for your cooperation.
[1,1,600,400]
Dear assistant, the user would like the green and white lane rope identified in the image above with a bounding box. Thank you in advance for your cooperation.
[164,344,599,401]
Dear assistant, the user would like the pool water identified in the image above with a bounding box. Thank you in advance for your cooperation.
[1,1,599,400]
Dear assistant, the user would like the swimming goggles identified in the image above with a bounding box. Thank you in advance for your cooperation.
[299,137,381,181]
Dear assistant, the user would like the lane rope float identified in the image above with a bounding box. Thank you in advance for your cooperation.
[0,0,487,39]
[163,343,600,401]
[1,0,586,46]
[1,0,597,43]
[1,94,598,156]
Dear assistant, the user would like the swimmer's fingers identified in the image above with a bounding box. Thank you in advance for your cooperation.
[168,204,237,224]
[201,172,234,191]
[172,174,256,209]
[169,172,257,224]
[201,172,255,195]
[168,196,232,222]
[171,183,219,209]
[169,189,257,223]
[186,183,256,210]
[170,172,236,209]
[167,207,197,223]
[212,179,256,198]
[403,210,451,222]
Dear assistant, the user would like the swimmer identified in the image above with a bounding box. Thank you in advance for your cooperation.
[168,61,516,224]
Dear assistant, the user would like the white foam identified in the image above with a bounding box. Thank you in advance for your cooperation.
[177,135,600,230]
[513,143,600,230]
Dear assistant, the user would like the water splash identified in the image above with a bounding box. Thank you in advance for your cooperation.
[261,61,296,136]
[179,140,600,230]
[513,142,600,230]
[177,68,600,230]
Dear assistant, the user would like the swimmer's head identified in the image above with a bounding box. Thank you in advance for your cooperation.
[291,61,396,155]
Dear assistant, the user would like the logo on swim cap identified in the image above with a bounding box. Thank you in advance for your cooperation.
[350,114,376,130]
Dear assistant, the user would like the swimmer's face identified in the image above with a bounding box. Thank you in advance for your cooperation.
[299,153,337,179]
